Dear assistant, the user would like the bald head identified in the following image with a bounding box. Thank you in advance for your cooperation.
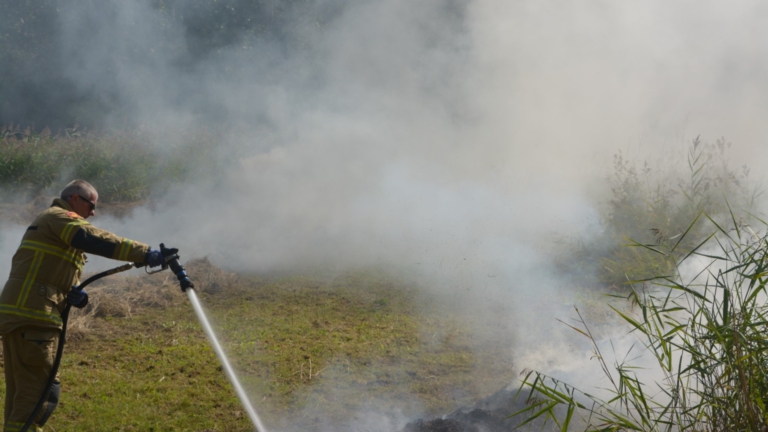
[60,180,97,201]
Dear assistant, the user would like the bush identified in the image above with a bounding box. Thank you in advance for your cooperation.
[0,125,226,203]
[578,136,760,288]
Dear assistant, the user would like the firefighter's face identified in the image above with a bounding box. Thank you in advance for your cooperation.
[72,191,98,219]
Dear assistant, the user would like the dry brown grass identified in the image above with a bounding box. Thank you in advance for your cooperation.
[185,256,244,295]
[0,258,244,358]
[66,257,242,341]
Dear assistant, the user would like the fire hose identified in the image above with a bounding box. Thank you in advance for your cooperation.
[22,244,267,432]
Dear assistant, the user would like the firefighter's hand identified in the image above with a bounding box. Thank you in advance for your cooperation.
[145,249,164,268]
[67,288,89,309]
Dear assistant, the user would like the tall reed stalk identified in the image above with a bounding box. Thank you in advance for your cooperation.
[513,210,768,431]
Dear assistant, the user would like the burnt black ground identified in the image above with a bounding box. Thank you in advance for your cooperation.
[401,386,555,432]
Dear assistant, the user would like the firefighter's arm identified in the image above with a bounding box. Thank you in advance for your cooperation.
[53,210,150,262]
[69,226,150,262]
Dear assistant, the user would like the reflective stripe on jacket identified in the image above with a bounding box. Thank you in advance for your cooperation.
[0,199,150,332]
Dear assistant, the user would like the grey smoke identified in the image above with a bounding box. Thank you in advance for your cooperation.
[4,0,768,428]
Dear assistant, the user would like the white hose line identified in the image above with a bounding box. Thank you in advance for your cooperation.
[186,288,269,432]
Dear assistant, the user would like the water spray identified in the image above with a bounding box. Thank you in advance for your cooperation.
[139,243,269,431]
[23,245,268,432]
[186,288,268,431]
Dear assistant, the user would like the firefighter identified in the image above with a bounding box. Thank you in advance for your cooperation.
[0,180,165,432]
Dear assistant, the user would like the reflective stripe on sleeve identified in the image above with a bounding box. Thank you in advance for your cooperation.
[118,239,134,261]
[60,220,89,244]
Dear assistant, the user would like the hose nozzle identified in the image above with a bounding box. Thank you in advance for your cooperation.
[160,243,194,292]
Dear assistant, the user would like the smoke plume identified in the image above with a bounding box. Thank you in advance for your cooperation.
[4,0,768,429]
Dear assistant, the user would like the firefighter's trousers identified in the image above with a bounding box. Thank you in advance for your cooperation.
[2,327,60,432]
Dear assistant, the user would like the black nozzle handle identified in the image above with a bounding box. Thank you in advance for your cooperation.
[160,243,194,292]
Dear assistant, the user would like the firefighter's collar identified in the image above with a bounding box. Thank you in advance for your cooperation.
[51,198,74,211]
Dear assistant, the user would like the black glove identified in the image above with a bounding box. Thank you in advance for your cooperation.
[67,288,89,309]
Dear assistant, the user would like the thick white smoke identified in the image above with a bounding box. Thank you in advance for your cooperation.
[3,0,768,429]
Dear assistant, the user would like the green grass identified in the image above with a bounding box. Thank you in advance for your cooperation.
[56,316,239,431]
[204,273,514,427]
[4,262,515,431]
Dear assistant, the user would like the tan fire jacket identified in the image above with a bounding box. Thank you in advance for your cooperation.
[0,199,150,333]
